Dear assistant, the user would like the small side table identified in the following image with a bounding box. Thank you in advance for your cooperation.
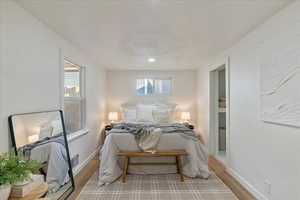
[9,182,48,200]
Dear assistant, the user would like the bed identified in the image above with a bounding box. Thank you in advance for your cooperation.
[98,103,210,185]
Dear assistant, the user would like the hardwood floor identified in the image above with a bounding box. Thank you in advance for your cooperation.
[68,154,255,200]
[209,156,256,200]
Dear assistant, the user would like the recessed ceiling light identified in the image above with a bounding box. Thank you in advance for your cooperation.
[148,58,156,63]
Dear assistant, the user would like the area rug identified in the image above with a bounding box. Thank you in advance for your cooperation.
[76,172,238,200]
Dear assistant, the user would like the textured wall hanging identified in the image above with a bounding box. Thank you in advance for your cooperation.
[260,27,300,127]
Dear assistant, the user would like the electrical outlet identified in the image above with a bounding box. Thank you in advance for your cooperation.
[264,180,272,194]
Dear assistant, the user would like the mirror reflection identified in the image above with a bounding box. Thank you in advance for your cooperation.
[9,111,74,200]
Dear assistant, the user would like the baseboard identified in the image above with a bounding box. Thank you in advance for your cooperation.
[227,168,268,200]
[209,156,257,200]
[73,147,100,175]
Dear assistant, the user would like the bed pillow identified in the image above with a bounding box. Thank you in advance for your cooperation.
[51,120,63,136]
[39,123,53,139]
[136,104,155,122]
[123,108,137,122]
[154,103,177,121]
[152,108,171,123]
[153,103,176,110]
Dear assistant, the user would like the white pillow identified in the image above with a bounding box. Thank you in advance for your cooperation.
[154,103,176,112]
[123,108,137,122]
[51,120,63,136]
[153,103,176,109]
[136,104,155,122]
[39,123,53,139]
[152,109,171,123]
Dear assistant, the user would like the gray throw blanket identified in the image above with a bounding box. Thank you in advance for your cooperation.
[108,123,201,152]
[19,134,66,159]
[111,122,200,139]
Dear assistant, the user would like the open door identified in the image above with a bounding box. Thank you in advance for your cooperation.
[209,58,230,166]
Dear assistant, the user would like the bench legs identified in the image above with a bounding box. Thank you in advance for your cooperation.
[176,156,184,182]
[121,155,184,183]
[122,156,129,183]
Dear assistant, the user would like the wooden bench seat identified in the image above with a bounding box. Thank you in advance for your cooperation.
[117,150,187,183]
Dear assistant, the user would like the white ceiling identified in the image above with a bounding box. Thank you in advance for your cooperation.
[16,0,292,70]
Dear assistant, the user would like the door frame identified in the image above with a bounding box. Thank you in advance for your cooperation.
[209,57,231,167]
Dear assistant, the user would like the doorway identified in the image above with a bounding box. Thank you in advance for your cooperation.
[209,61,230,165]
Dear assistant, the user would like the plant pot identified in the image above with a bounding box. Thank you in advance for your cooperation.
[12,173,33,187]
[0,184,11,200]
[12,179,31,187]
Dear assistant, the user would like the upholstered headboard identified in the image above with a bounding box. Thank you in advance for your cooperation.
[121,102,177,110]
[120,101,178,122]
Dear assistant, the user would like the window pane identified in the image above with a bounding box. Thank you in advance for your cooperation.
[136,79,154,95]
[63,60,84,134]
[136,79,145,95]
[64,99,83,133]
[161,79,171,95]
[136,78,171,95]
[154,79,171,95]
[64,61,80,97]
[146,79,154,94]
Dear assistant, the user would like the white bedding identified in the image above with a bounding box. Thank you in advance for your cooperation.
[98,132,210,185]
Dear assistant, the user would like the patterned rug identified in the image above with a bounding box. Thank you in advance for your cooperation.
[76,172,238,200]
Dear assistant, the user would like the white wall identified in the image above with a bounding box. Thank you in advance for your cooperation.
[0,0,106,170]
[197,2,300,200]
[0,0,5,152]
[107,70,197,124]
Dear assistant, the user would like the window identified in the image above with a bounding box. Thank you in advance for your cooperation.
[63,60,85,133]
[136,78,172,95]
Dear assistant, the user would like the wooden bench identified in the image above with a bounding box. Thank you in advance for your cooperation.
[117,150,187,183]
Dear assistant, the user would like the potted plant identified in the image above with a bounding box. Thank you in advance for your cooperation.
[0,152,12,200]
[0,150,42,200]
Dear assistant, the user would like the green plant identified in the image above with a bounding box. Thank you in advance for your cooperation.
[0,150,42,185]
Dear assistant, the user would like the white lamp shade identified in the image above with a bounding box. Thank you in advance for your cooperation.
[108,112,118,121]
[181,112,191,121]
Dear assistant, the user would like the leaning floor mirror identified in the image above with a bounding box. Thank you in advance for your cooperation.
[9,110,75,200]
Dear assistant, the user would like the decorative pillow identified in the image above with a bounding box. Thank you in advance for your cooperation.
[154,103,176,121]
[39,123,53,139]
[51,120,63,136]
[136,104,155,122]
[153,103,176,110]
[152,109,171,123]
[123,108,137,122]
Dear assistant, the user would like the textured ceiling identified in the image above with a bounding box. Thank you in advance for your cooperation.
[15,0,292,70]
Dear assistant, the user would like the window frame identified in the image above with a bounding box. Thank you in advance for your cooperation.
[135,77,173,96]
[61,58,87,135]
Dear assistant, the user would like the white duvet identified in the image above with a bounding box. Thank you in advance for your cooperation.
[98,132,210,185]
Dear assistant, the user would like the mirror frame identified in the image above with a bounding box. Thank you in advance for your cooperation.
[8,110,75,200]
